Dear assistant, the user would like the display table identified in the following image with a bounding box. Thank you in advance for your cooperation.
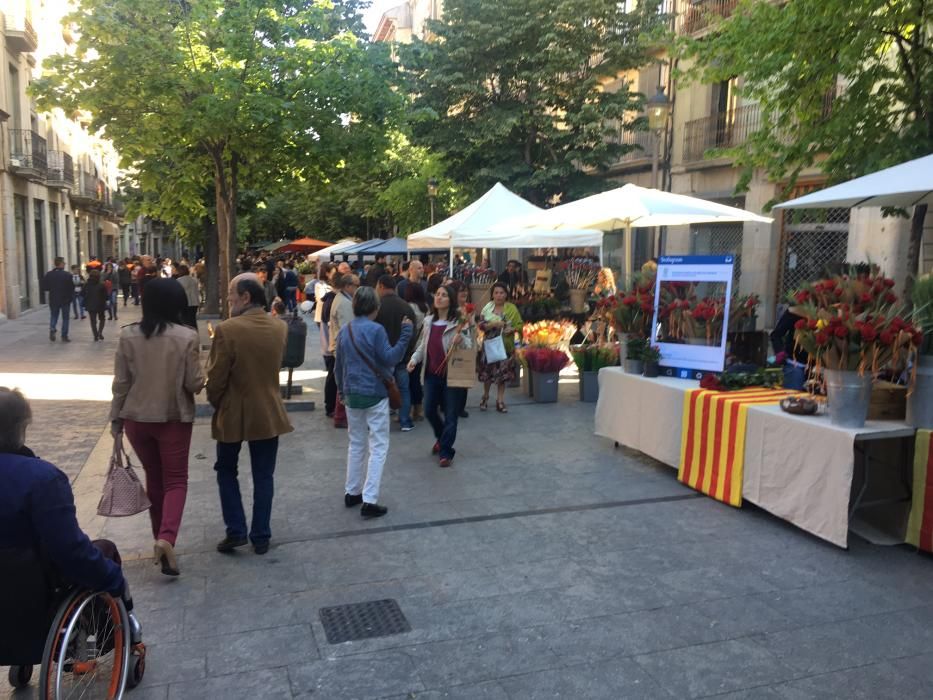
[595,368,915,548]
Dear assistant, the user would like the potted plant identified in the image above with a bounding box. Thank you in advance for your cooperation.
[521,320,574,399]
[571,342,620,402]
[791,268,921,428]
[562,258,600,314]
[642,344,662,378]
[624,336,647,375]
[908,274,933,428]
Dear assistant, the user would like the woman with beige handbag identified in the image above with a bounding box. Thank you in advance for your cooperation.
[110,278,205,576]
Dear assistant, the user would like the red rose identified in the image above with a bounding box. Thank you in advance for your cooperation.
[808,319,818,330]
[622,296,636,305]
[859,293,873,304]
[884,292,897,304]
[834,287,844,297]
[794,319,807,330]
[794,291,810,304]
[834,326,848,338]
[815,331,829,345]
[879,330,895,345]
[883,278,896,288]
[861,326,877,342]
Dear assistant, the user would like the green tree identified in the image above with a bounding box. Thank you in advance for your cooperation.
[677,0,932,291]
[33,0,398,312]
[398,0,665,206]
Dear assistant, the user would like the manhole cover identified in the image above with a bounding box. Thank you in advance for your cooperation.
[319,599,411,644]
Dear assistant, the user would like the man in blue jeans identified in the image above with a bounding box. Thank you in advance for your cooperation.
[41,257,75,342]
[375,275,417,431]
[207,274,293,555]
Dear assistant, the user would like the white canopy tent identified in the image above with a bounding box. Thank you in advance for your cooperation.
[308,239,360,261]
[495,183,773,283]
[407,182,605,262]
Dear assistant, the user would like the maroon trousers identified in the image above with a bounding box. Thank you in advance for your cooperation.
[124,420,193,546]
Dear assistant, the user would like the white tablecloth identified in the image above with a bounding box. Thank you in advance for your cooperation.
[594,368,915,547]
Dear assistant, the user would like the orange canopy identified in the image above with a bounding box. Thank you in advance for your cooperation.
[276,237,331,253]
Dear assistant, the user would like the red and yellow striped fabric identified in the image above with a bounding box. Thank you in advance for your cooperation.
[906,430,933,553]
[678,388,799,507]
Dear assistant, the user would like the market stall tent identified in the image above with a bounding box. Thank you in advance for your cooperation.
[276,237,332,253]
[309,239,360,260]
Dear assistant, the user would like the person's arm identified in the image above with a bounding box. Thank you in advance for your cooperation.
[334,328,345,398]
[770,310,795,356]
[376,322,412,368]
[110,337,131,424]
[184,333,206,394]
[206,325,232,408]
[30,469,125,596]
[408,317,429,369]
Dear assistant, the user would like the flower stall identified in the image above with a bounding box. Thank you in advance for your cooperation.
[519,320,575,403]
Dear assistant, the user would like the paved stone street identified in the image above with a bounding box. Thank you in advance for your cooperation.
[2,306,933,699]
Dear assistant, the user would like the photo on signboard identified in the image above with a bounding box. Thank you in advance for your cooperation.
[656,280,729,348]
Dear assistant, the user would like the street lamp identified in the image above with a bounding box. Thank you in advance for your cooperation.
[646,85,671,189]
[427,177,438,225]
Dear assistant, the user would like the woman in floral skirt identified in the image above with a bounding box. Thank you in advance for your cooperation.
[477,282,523,413]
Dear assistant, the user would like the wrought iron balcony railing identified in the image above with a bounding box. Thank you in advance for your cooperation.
[46,151,74,189]
[9,129,47,179]
[676,0,740,36]
[683,103,761,162]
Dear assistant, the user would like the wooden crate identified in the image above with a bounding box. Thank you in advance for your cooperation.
[868,380,906,421]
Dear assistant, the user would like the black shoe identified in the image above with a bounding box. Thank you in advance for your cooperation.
[49,330,56,342]
[99,334,104,341]
[459,410,469,418]
[344,493,363,508]
[61,336,70,342]
[216,535,248,553]
[253,542,270,555]
[326,411,335,418]
[361,503,387,519]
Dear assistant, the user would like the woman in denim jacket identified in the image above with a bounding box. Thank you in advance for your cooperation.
[407,284,474,468]
[335,286,413,518]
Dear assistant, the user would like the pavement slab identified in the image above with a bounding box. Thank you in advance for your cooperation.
[2,308,932,699]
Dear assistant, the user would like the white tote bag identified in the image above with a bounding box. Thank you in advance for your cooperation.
[483,334,507,363]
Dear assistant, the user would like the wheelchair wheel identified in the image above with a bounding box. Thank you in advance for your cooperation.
[8,664,33,688]
[124,645,146,689]
[39,590,130,699]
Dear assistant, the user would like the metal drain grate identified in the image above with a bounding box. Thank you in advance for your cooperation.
[319,599,411,644]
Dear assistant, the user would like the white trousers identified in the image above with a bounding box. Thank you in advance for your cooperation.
[345,398,390,504]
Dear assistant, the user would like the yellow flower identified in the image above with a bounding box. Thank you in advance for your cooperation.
[816,318,828,330]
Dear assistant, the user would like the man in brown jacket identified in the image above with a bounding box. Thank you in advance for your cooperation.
[207,273,293,555]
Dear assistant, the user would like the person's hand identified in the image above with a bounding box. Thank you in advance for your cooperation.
[407,360,417,373]
[110,420,123,438]
[452,334,463,347]
[775,351,788,365]
[402,318,413,327]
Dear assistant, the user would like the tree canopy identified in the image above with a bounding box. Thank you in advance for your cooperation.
[33,0,400,311]
[677,0,932,288]
[399,0,666,206]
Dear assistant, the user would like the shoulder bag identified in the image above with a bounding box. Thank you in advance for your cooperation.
[347,322,402,410]
[97,435,151,517]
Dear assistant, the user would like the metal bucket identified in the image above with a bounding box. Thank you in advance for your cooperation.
[824,369,872,429]
[579,371,599,402]
[532,372,559,403]
[623,359,644,375]
[569,289,588,314]
[907,355,933,429]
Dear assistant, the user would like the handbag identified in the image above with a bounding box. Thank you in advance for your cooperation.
[97,435,151,517]
[347,322,402,410]
[483,334,507,363]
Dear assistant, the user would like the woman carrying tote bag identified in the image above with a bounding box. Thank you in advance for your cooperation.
[110,278,205,576]
[477,281,522,414]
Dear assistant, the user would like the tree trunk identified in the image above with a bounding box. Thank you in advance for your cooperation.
[203,215,219,315]
[905,203,929,311]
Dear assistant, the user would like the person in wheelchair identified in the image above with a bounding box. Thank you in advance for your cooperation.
[1,387,145,694]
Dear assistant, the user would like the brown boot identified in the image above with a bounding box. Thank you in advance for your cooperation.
[412,404,424,421]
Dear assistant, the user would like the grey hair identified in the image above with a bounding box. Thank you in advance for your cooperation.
[0,387,31,452]
[352,285,380,317]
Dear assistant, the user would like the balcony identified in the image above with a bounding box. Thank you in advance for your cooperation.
[677,0,740,36]
[607,128,656,169]
[9,129,47,181]
[683,103,761,163]
[4,12,38,53]
[46,151,74,189]
[70,170,103,207]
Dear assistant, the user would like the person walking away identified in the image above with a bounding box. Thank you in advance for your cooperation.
[103,262,120,320]
[84,269,108,341]
[404,283,429,421]
[70,265,86,319]
[320,279,339,418]
[334,286,413,517]
[110,279,205,576]
[375,275,417,431]
[118,259,132,307]
[207,274,293,555]
[175,264,201,331]
[329,274,359,428]
[283,262,299,312]
[408,285,473,467]
[477,282,522,413]
[42,257,74,342]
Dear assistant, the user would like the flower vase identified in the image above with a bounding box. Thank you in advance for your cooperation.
[643,361,659,378]
[906,355,933,429]
[469,283,493,309]
[579,371,599,402]
[623,359,643,375]
[824,368,872,428]
[569,289,588,314]
[533,371,559,403]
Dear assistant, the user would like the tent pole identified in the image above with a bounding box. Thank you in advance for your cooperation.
[624,224,634,289]
[599,243,604,267]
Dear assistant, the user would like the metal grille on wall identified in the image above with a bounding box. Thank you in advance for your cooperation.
[776,184,850,311]
[690,222,744,285]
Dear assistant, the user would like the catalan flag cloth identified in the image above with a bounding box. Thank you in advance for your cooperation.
[906,429,933,553]
[678,388,800,507]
